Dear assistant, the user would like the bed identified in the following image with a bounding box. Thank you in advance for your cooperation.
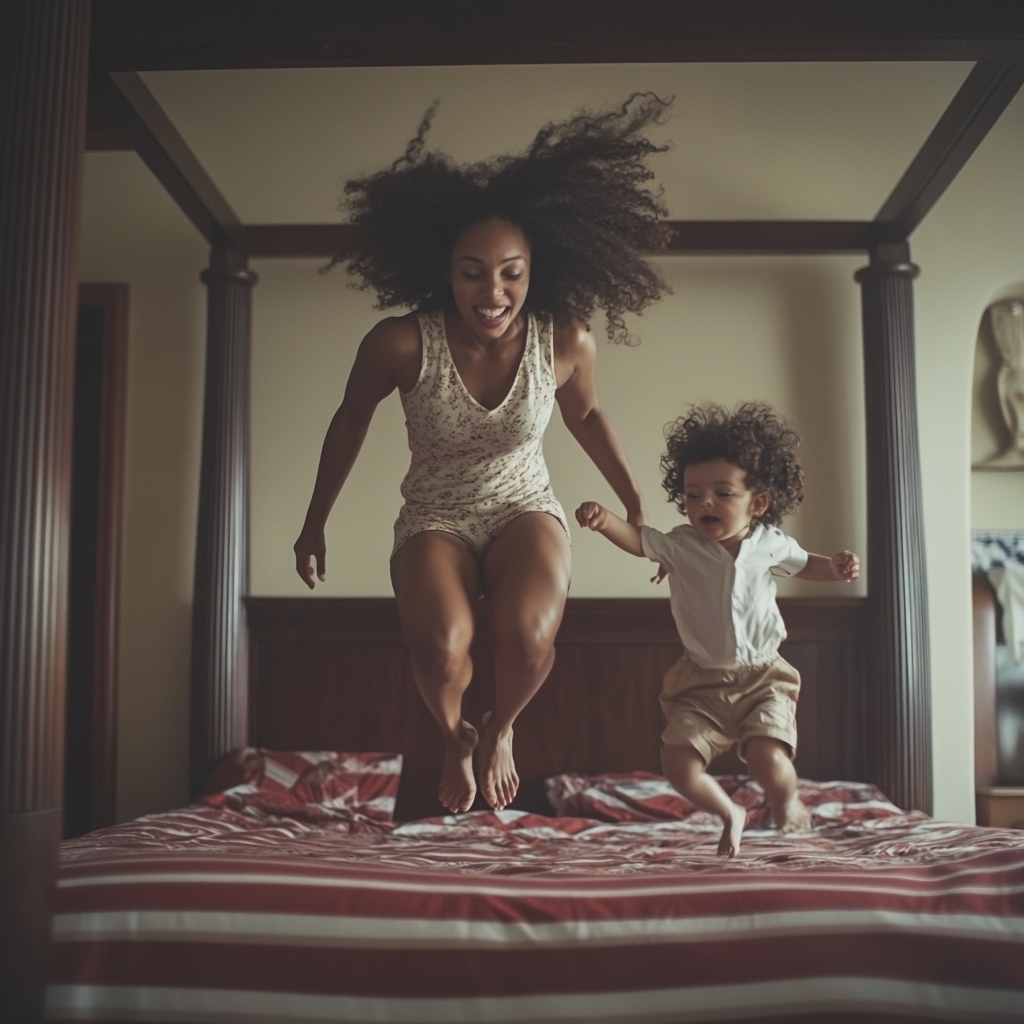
[46,597,1024,1023]
[7,5,1024,1023]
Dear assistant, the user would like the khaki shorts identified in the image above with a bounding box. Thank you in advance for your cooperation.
[659,655,800,765]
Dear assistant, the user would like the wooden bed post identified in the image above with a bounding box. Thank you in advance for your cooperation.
[855,242,933,814]
[189,248,256,798]
[0,0,91,1017]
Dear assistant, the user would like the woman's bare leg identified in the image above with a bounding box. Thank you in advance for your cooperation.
[478,513,571,810]
[743,737,810,832]
[661,743,746,857]
[391,531,482,814]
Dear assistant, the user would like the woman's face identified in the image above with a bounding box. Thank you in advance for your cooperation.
[447,218,531,342]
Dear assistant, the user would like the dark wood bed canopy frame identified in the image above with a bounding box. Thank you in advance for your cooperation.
[3,1,1024,1017]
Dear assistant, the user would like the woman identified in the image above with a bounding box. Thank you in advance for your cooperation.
[294,94,670,813]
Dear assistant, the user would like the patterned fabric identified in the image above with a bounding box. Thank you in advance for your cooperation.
[973,532,1024,662]
[198,748,402,826]
[392,309,568,557]
[972,530,1024,571]
[545,770,903,829]
[50,800,1024,1022]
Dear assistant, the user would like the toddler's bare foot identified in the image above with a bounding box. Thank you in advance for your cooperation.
[438,720,478,814]
[477,712,519,810]
[776,795,812,833]
[717,803,746,857]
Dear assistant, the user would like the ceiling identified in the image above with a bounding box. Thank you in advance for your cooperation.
[137,62,972,226]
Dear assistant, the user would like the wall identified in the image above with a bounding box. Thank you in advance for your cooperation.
[912,85,1024,819]
[250,253,866,601]
[79,152,207,821]
[80,62,1023,824]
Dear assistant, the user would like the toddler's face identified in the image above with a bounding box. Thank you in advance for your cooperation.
[682,459,771,554]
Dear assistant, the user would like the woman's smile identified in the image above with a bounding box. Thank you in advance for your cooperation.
[448,218,531,343]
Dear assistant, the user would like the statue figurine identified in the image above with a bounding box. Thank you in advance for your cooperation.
[978,299,1024,470]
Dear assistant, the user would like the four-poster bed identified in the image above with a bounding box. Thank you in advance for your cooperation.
[4,2,1024,1020]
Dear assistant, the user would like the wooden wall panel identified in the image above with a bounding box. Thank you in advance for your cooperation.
[247,597,867,822]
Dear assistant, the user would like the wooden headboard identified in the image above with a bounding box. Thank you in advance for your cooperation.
[246,596,867,822]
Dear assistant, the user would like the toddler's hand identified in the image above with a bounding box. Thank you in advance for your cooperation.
[575,501,606,531]
[831,550,860,583]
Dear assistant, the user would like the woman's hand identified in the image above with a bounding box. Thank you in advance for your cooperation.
[294,526,327,589]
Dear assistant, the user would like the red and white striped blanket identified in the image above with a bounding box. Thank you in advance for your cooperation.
[47,783,1024,1024]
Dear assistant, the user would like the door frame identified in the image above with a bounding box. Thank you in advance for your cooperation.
[74,283,128,830]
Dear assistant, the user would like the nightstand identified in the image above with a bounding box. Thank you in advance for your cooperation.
[976,787,1024,828]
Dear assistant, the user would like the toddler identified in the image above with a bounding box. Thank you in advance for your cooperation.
[576,403,859,856]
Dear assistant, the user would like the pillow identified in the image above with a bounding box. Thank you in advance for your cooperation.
[546,771,701,824]
[199,748,403,825]
[546,771,902,827]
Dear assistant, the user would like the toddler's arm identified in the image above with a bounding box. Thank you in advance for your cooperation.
[796,550,860,583]
[575,502,645,558]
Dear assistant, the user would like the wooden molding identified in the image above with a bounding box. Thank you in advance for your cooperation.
[73,285,128,832]
[89,1,1024,70]
[660,221,875,255]
[973,572,1000,790]
[244,221,877,260]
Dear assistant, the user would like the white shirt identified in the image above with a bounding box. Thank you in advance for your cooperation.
[641,523,808,669]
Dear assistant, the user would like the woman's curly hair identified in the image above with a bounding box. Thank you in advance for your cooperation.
[332,93,672,343]
[660,403,804,528]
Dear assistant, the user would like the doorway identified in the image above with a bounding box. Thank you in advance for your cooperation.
[63,284,127,838]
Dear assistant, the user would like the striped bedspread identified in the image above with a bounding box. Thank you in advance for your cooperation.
[47,803,1024,1023]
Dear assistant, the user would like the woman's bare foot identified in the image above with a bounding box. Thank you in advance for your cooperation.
[438,720,478,814]
[717,803,746,857]
[775,795,811,833]
[477,712,519,810]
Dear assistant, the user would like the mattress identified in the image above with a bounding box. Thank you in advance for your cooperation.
[46,769,1024,1024]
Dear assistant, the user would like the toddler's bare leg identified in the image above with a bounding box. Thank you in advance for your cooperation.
[662,744,746,857]
[743,737,810,832]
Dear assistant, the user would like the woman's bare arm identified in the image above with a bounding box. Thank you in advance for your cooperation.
[554,321,648,525]
[294,317,419,588]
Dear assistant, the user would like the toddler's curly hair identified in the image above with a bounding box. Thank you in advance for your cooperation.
[661,403,804,527]
[330,93,672,343]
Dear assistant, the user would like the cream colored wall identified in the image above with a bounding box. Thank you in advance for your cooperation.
[251,254,867,600]
[80,152,207,822]
[912,86,1024,820]
[970,299,1024,530]
[82,63,1023,824]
